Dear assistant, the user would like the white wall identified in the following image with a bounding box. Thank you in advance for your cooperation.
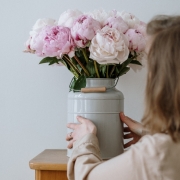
[0,0,180,179]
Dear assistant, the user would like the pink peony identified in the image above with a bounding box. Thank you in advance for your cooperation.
[25,18,56,53]
[125,29,146,52]
[71,15,101,48]
[104,16,129,33]
[134,21,147,37]
[31,26,75,58]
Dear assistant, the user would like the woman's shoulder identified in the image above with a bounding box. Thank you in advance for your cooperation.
[131,133,180,160]
[123,134,180,179]
[136,133,178,150]
[140,133,178,148]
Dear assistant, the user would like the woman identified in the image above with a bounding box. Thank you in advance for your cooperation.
[66,15,180,180]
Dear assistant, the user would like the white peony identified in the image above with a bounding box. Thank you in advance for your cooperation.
[58,9,83,28]
[120,11,140,28]
[86,9,114,26]
[89,26,129,64]
[24,37,35,53]
[30,18,56,37]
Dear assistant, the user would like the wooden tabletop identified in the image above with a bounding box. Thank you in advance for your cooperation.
[29,149,68,171]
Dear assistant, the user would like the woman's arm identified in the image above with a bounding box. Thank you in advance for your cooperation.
[66,115,148,180]
[67,133,102,180]
[67,133,147,180]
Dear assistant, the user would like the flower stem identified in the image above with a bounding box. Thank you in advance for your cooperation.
[63,57,79,79]
[64,55,81,75]
[94,60,100,78]
[74,56,90,76]
[110,65,116,77]
[106,65,109,78]
[82,48,89,63]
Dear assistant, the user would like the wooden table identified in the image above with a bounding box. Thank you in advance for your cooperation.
[29,149,68,180]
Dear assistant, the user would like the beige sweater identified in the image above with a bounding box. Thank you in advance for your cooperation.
[68,133,180,180]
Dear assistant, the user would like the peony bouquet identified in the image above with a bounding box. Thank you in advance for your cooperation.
[24,9,146,91]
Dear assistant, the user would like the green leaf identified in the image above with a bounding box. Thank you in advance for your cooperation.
[69,75,86,91]
[128,51,137,59]
[117,58,133,77]
[119,67,130,76]
[121,58,133,69]
[49,60,57,65]
[75,49,82,57]
[74,75,86,90]
[39,57,57,64]
[115,66,120,74]
[99,65,106,77]
[69,77,76,92]
[86,61,96,76]
[130,60,142,66]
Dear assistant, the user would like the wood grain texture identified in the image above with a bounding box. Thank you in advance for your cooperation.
[39,170,67,180]
[35,170,41,180]
[81,87,106,93]
[29,149,68,171]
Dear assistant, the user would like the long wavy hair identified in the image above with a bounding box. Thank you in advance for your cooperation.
[142,15,180,142]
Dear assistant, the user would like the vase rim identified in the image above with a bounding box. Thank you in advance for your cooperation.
[86,78,115,80]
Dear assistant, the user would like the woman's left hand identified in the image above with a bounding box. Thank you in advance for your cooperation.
[66,116,97,149]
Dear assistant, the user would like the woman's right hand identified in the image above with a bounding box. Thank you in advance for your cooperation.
[119,112,143,148]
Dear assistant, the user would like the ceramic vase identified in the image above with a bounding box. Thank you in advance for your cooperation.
[67,78,124,159]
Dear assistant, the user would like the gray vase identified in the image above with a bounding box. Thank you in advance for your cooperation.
[67,78,124,159]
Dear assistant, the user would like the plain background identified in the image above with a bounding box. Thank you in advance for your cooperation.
[0,0,180,179]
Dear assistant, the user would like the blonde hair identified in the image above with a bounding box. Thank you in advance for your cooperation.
[142,15,180,141]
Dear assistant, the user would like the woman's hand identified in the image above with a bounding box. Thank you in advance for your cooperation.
[66,116,97,149]
[120,112,143,148]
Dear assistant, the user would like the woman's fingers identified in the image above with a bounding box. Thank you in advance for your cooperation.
[124,133,133,139]
[124,127,131,133]
[67,116,97,144]
[67,139,76,149]
[77,116,86,123]
[66,132,73,141]
[119,112,134,127]
[124,140,135,148]
[67,123,77,130]
[131,119,139,124]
